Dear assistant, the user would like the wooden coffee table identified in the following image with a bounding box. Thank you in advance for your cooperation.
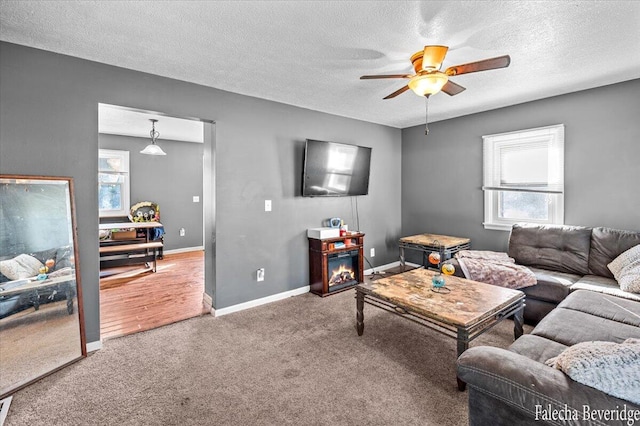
[355,269,525,390]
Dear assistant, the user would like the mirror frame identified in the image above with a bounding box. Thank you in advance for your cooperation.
[0,174,86,399]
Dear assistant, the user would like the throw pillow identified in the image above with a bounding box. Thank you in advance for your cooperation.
[608,244,640,280]
[545,339,640,404]
[0,254,44,280]
[617,258,640,294]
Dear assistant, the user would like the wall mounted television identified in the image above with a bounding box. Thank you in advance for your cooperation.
[302,139,372,197]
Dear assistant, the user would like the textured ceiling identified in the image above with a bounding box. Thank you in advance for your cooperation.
[1,1,639,129]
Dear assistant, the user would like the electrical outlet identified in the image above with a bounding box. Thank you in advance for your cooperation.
[370,248,375,257]
[265,200,272,212]
[179,228,185,237]
[193,196,200,203]
[257,268,265,282]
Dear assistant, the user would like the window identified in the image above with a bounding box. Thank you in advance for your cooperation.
[483,124,564,231]
[98,149,130,217]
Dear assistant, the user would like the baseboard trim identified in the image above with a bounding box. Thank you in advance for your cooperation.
[86,340,103,353]
[162,246,204,255]
[364,261,420,276]
[214,285,310,317]
[202,292,213,314]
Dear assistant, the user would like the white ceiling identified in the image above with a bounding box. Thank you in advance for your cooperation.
[1,1,639,129]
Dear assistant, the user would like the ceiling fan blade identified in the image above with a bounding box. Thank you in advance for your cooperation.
[445,55,511,76]
[360,74,412,79]
[441,80,466,96]
[422,45,448,70]
[383,85,410,99]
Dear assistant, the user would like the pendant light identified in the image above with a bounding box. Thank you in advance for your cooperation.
[140,119,167,156]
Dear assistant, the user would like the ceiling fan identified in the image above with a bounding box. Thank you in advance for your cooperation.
[360,45,511,100]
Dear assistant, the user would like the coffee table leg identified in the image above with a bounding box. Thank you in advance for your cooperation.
[399,246,405,272]
[356,290,364,336]
[457,328,469,391]
[513,302,524,340]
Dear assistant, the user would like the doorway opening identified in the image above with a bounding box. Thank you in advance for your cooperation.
[97,103,215,340]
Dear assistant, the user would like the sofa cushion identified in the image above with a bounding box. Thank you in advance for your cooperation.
[545,338,640,405]
[589,227,640,278]
[571,274,640,302]
[508,223,592,275]
[28,247,59,266]
[532,307,640,347]
[522,267,581,303]
[508,334,568,363]
[54,245,74,270]
[559,289,640,327]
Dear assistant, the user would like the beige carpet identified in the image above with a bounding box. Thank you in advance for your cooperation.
[1,300,82,395]
[5,289,532,425]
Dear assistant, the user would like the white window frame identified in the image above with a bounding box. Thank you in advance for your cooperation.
[482,124,564,231]
[98,149,130,218]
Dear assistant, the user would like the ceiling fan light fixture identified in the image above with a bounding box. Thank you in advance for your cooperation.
[408,72,449,97]
[140,119,167,156]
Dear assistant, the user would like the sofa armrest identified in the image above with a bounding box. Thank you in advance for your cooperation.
[457,346,639,421]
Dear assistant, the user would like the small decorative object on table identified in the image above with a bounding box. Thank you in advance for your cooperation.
[129,201,160,222]
[428,240,454,293]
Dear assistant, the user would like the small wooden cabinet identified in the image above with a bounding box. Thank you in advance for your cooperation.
[309,233,364,296]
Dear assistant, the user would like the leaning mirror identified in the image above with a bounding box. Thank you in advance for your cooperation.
[0,175,86,399]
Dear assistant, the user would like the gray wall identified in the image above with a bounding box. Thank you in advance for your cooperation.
[0,42,402,343]
[402,79,640,255]
[99,134,204,251]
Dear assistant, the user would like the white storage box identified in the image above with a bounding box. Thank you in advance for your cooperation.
[307,227,340,239]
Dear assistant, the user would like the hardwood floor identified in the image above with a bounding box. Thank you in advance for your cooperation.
[99,250,207,340]
[99,254,410,340]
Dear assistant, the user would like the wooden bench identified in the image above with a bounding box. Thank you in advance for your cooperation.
[99,242,163,272]
[98,242,163,254]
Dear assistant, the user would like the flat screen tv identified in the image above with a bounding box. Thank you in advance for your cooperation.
[302,139,372,197]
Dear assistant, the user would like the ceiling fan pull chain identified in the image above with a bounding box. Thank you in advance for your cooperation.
[424,95,430,135]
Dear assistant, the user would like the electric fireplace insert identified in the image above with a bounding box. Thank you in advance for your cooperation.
[308,233,365,297]
[327,249,360,292]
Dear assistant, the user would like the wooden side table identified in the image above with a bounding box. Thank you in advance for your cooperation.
[399,233,470,270]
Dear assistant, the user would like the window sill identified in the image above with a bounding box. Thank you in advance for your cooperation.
[100,211,129,218]
[482,222,513,231]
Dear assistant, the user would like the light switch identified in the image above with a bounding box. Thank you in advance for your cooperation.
[193,196,200,203]
[265,200,272,212]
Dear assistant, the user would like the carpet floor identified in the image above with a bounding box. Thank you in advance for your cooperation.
[1,300,81,394]
[5,289,532,425]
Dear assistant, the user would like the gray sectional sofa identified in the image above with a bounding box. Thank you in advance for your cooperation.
[456,224,640,425]
[510,223,640,323]
[452,223,640,323]
[458,289,640,425]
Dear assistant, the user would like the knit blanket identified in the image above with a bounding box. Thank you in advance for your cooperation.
[545,338,640,405]
[455,250,537,290]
